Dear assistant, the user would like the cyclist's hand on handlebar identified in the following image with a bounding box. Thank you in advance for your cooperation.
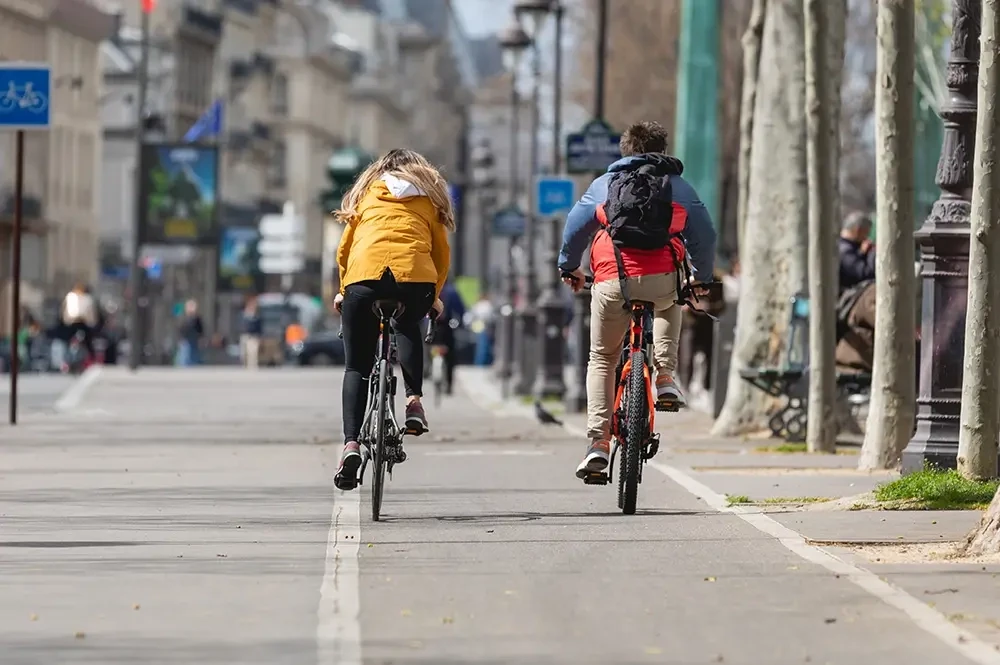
[333,293,344,313]
[689,281,710,298]
[431,298,445,318]
[561,268,586,293]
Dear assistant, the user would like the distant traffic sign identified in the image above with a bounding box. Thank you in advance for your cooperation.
[536,177,575,217]
[492,205,527,237]
[566,119,620,174]
[258,201,305,275]
[0,63,51,130]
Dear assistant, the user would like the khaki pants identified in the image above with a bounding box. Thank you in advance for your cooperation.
[240,334,260,369]
[587,273,681,440]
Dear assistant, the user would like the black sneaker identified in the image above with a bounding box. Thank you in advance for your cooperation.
[405,400,429,436]
[334,442,362,491]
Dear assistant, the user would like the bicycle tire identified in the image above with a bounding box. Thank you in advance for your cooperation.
[371,358,389,521]
[622,350,647,515]
[617,440,626,510]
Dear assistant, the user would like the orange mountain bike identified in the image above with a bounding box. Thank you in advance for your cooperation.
[564,272,720,515]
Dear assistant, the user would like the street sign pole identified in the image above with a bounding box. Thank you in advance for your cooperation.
[9,130,23,425]
[0,62,51,425]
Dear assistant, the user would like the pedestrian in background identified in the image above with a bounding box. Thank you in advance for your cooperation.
[241,294,262,369]
[175,299,204,367]
[61,282,98,362]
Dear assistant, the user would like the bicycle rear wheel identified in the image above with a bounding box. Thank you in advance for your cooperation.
[371,358,389,521]
[622,350,647,515]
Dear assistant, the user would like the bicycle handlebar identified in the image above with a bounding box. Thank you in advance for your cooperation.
[337,313,440,341]
[560,271,594,287]
[560,270,723,302]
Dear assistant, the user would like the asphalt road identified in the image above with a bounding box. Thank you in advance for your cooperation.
[0,372,76,416]
[0,367,989,664]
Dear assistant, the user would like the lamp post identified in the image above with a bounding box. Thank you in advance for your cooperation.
[471,139,497,295]
[496,21,532,390]
[534,1,568,399]
[901,0,981,472]
[566,0,608,413]
[510,0,551,396]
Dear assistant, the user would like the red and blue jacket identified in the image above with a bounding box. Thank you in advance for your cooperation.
[557,155,717,284]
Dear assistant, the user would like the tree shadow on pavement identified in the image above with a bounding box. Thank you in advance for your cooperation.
[377,509,710,524]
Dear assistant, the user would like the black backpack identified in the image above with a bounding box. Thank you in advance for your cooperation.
[604,156,677,251]
[602,154,690,307]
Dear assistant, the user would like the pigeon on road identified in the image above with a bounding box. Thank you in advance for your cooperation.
[534,401,564,426]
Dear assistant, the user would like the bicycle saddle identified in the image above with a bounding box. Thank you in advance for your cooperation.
[373,299,404,317]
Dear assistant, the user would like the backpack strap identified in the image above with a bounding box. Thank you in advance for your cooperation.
[612,241,632,310]
[668,234,719,322]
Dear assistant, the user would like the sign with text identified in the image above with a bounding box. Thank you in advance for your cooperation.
[566,119,621,174]
[492,205,527,237]
[139,143,220,245]
[536,176,575,217]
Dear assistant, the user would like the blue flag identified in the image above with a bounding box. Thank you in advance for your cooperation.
[183,99,223,142]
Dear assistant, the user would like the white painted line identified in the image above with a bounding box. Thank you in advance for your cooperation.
[316,488,362,665]
[649,461,1000,665]
[53,365,103,412]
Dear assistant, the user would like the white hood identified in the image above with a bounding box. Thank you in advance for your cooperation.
[381,173,426,199]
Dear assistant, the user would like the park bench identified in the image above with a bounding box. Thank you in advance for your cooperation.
[739,293,871,441]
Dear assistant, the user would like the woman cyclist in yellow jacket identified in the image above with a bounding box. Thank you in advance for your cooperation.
[332,148,452,491]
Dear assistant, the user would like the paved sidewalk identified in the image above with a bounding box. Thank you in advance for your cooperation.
[1,366,998,664]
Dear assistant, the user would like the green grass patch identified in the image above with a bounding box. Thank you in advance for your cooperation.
[753,442,858,455]
[725,495,831,506]
[873,468,999,510]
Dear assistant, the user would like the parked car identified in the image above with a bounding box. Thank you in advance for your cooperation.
[289,330,345,366]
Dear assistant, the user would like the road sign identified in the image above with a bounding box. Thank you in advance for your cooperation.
[566,119,620,174]
[536,177,575,217]
[258,201,305,274]
[0,63,51,130]
[492,205,527,237]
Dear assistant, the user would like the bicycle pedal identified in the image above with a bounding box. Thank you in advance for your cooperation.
[655,401,681,413]
[582,472,609,485]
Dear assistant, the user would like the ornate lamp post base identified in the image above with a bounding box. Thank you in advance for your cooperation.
[512,307,539,396]
[900,0,980,473]
[564,289,591,413]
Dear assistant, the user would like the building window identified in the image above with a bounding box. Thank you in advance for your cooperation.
[272,73,288,115]
[269,141,286,187]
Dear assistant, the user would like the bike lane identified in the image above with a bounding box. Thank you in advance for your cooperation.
[342,373,979,665]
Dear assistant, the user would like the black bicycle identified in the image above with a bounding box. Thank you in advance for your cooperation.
[341,300,437,521]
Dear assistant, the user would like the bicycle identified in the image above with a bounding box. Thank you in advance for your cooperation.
[562,271,720,515]
[0,82,47,114]
[339,299,438,521]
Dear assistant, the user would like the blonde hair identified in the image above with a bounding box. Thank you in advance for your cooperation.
[334,149,455,231]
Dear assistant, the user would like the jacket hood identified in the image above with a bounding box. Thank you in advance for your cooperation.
[608,153,684,176]
[374,173,426,201]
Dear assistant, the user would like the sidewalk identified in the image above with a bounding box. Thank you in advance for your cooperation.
[462,365,1000,651]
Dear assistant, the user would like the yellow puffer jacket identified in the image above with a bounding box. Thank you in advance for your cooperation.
[336,179,451,297]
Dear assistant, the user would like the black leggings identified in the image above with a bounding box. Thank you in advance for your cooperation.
[341,273,435,443]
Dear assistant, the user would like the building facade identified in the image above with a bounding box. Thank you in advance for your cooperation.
[0,0,114,335]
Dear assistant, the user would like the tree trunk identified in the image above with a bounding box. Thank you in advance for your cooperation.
[804,0,840,454]
[713,0,810,436]
[737,0,767,252]
[958,0,1000,481]
[859,0,917,471]
[965,485,1000,555]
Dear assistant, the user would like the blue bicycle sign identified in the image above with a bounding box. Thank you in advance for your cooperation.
[0,81,48,114]
[0,64,51,129]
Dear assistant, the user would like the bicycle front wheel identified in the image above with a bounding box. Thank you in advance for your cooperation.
[622,350,647,515]
[371,358,389,521]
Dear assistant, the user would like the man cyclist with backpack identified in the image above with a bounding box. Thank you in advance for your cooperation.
[557,121,717,480]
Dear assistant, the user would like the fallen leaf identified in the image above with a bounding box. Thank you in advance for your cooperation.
[132,604,140,610]
[29,614,38,621]
[442,616,454,624]
[704,576,716,582]
[216,554,227,558]
[787,565,799,571]
[368,544,374,548]
[824,618,836,624]
[644,647,662,655]
[74,631,86,639]
[401,609,412,617]
[487,530,495,534]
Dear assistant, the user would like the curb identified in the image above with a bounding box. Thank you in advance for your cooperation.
[53,365,103,413]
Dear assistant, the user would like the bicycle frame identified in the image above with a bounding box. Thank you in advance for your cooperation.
[610,303,657,457]
[357,317,405,482]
